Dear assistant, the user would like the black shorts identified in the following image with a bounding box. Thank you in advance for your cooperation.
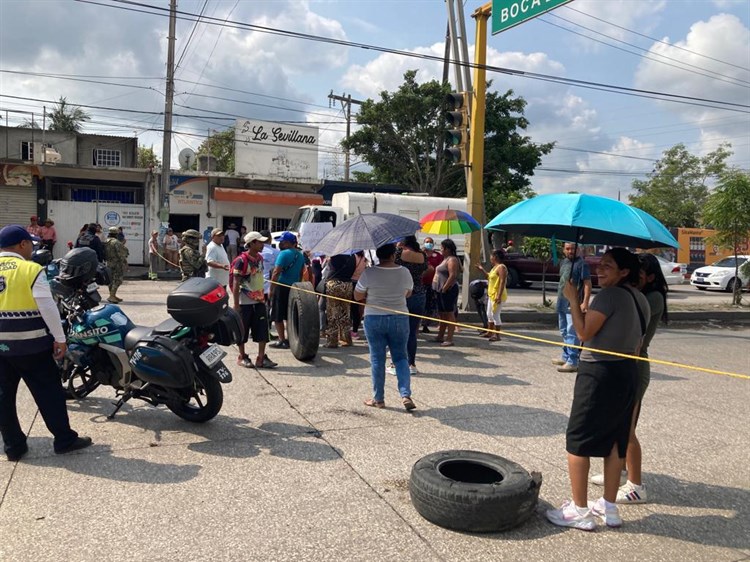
[566,359,637,458]
[271,285,291,322]
[436,284,459,313]
[239,302,270,343]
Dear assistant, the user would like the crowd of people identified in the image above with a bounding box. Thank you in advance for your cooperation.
[5,218,670,531]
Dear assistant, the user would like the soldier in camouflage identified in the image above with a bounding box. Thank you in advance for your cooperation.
[104,226,129,303]
[179,229,207,281]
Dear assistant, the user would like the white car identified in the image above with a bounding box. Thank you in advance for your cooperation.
[690,255,750,292]
[655,255,687,285]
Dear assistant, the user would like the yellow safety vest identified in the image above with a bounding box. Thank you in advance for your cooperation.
[0,255,53,356]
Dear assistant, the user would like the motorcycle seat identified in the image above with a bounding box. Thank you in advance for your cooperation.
[124,318,181,350]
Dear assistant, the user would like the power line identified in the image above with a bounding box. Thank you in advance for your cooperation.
[72,0,750,113]
[0,69,165,94]
[174,0,209,72]
[541,14,750,89]
[563,5,750,73]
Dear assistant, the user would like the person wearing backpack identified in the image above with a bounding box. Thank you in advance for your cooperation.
[231,232,277,369]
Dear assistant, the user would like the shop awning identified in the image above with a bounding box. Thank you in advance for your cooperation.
[213,187,323,206]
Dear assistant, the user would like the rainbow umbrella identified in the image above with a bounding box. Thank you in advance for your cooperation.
[420,209,482,236]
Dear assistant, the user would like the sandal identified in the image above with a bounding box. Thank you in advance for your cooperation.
[440,341,454,347]
[431,337,445,343]
[488,336,500,342]
[402,397,416,411]
[363,399,385,409]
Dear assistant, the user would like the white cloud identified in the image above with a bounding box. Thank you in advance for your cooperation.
[634,14,750,164]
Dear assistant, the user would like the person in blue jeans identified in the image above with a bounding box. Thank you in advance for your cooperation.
[554,242,592,372]
[354,243,416,411]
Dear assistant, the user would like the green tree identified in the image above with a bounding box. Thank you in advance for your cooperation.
[628,143,732,228]
[196,129,234,173]
[137,145,161,169]
[701,168,750,305]
[19,118,41,129]
[520,236,560,306]
[342,72,552,201]
[46,97,90,132]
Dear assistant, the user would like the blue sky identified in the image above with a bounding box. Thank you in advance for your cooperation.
[1,0,748,200]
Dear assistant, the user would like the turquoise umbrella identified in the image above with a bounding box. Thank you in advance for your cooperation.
[485,193,679,249]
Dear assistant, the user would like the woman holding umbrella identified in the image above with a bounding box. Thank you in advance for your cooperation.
[354,243,416,411]
[546,247,649,531]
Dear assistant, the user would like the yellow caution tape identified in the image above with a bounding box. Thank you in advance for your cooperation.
[269,279,749,381]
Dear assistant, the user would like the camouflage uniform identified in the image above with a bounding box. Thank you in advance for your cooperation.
[179,230,207,281]
[104,229,129,303]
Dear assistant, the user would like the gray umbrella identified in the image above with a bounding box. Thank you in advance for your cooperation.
[309,213,421,255]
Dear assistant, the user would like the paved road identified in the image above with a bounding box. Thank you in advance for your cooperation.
[1,281,748,561]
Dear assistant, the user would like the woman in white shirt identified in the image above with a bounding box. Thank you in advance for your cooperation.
[354,243,416,411]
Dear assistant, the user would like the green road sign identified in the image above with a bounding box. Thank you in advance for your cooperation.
[492,0,573,35]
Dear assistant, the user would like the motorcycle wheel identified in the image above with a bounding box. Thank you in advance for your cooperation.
[62,364,100,399]
[166,369,223,423]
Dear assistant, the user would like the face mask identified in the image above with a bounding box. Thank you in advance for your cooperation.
[425,242,434,250]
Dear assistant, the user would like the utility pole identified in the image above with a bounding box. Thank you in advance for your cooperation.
[160,0,177,222]
[328,92,363,181]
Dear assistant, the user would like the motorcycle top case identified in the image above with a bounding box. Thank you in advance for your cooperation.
[207,308,243,346]
[166,277,229,327]
[129,335,197,388]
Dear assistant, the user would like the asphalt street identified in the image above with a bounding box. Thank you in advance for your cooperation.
[1,280,748,562]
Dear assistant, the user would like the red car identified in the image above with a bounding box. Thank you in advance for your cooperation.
[502,253,601,288]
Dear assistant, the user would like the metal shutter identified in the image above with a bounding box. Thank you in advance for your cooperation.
[0,186,37,227]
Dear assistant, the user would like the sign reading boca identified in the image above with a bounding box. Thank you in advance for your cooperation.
[492,0,573,34]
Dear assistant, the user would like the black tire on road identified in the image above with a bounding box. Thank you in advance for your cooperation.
[62,364,100,400]
[410,450,542,533]
[506,267,520,288]
[166,368,223,423]
[287,281,320,361]
[726,277,742,293]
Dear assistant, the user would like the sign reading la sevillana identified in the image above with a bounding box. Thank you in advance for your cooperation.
[492,0,573,34]
[234,119,319,181]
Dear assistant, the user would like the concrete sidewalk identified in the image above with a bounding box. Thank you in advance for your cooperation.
[1,282,748,561]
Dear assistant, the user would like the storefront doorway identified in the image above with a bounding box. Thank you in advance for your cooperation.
[168,213,200,234]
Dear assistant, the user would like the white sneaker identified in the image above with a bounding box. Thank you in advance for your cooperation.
[590,470,627,486]
[545,500,597,531]
[616,481,648,504]
[588,497,623,528]
[409,365,418,375]
[386,364,397,376]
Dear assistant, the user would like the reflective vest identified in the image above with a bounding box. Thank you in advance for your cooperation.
[0,255,53,356]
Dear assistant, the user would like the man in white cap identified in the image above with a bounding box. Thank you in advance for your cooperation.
[204,228,230,289]
[232,231,277,369]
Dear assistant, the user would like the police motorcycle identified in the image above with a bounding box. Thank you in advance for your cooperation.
[52,248,242,423]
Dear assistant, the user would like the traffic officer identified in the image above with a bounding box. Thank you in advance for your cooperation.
[179,229,207,281]
[104,226,128,303]
[0,225,92,461]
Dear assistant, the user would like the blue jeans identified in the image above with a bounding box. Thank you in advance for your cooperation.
[558,310,581,366]
[406,292,426,366]
[363,314,411,402]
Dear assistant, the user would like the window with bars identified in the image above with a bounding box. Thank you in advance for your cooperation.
[253,217,269,232]
[93,148,122,167]
[272,218,291,232]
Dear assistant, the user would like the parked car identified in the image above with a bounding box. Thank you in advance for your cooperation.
[502,253,601,288]
[690,255,750,292]
[655,255,687,285]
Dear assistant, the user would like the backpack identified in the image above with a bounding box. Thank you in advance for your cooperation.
[229,252,262,290]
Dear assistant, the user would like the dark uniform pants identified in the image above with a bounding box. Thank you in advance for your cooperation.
[0,350,78,456]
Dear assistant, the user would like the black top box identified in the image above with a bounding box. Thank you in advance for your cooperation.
[167,277,229,327]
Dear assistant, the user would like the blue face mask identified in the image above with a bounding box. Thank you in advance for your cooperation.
[425,242,434,250]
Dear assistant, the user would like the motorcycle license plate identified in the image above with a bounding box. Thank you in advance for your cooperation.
[200,344,226,368]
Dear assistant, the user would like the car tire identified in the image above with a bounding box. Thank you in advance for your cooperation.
[506,267,520,288]
[409,450,542,533]
[287,281,319,361]
[726,277,742,293]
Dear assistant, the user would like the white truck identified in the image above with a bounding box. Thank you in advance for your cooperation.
[277,191,468,252]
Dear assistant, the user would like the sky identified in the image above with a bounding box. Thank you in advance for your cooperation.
[1,0,749,202]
